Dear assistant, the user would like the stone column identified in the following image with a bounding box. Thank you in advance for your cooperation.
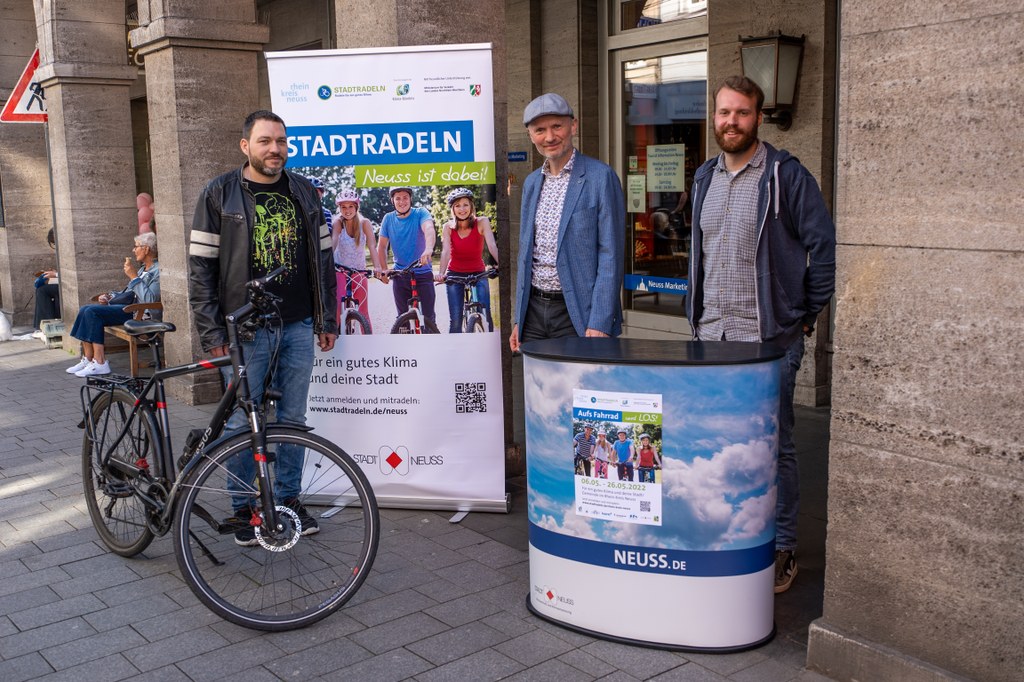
[806,4,1024,681]
[32,0,139,333]
[0,0,53,327]
[130,1,268,404]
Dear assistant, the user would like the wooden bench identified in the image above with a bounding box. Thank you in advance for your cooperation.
[105,302,163,376]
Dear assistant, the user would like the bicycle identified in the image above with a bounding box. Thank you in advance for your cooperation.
[79,266,379,631]
[334,263,373,335]
[441,267,498,333]
[386,262,440,334]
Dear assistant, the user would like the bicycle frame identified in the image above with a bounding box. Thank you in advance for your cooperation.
[443,268,497,332]
[389,263,427,333]
[81,277,288,535]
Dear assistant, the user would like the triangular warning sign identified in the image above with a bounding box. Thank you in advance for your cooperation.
[1,49,47,123]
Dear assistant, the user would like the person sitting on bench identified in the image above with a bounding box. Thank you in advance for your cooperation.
[66,232,160,377]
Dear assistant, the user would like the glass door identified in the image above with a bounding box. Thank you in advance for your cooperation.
[610,41,707,317]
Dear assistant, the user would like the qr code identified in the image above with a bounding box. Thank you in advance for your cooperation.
[640,501,651,512]
[455,382,487,413]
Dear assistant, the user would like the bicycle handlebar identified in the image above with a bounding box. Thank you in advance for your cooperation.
[440,267,499,285]
[335,263,376,277]
[247,266,287,294]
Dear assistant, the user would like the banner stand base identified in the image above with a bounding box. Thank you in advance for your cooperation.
[525,595,777,654]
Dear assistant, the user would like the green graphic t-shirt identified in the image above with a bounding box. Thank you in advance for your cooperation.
[247,174,313,324]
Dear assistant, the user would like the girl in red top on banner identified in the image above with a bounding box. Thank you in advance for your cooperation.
[436,187,499,332]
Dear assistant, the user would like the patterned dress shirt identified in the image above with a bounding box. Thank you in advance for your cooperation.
[530,149,578,291]
[696,141,767,342]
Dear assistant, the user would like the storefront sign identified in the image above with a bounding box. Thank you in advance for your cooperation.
[646,143,684,192]
[626,174,646,213]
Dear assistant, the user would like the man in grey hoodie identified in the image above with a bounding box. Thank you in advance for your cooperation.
[687,75,836,595]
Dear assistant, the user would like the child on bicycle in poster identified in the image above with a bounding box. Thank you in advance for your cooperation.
[332,188,385,331]
[376,186,437,326]
[435,187,499,332]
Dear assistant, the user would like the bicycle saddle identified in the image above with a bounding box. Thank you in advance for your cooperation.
[123,319,176,336]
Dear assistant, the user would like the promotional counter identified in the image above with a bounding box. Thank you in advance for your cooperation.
[521,337,784,651]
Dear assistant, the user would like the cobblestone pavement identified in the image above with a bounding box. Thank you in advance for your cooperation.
[0,336,832,681]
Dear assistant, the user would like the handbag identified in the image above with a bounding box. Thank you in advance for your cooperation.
[106,288,138,305]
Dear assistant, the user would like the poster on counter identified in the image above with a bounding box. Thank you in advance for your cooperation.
[267,43,506,512]
[626,174,646,213]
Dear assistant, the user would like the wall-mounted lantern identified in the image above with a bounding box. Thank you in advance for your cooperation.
[739,32,805,131]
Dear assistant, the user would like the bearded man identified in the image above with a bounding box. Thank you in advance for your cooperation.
[687,76,836,594]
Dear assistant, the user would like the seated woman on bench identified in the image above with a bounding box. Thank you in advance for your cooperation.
[66,232,160,377]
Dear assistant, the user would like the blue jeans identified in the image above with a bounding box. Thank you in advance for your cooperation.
[70,304,130,344]
[391,270,436,323]
[638,467,656,483]
[775,336,805,552]
[223,319,314,512]
[446,274,493,333]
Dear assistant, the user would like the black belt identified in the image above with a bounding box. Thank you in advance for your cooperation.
[531,286,564,301]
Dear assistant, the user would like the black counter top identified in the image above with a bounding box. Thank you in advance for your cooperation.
[520,337,784,366]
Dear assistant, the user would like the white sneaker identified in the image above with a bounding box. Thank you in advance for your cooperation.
[32,330,46,339]
[66,358,91,374]
[76,360,111,377]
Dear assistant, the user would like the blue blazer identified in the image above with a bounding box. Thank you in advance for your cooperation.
[514,151,626,337]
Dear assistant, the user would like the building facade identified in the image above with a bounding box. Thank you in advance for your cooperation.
[0,2,1021,680]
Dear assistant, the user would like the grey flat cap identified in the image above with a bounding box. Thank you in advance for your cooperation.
[523,93,574,126]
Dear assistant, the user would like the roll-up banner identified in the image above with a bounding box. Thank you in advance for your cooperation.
[267,44,507,512]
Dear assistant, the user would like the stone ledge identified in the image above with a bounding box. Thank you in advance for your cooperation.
[130,18,269,54]
[807,619,971,682]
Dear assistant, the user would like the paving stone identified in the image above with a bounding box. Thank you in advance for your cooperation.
[264,612,366,654]
[32,531,99,553]
[682,649,769,676]
[364,563,438,595]
[388,535,467,571]
[727,658,802,682]
[125,664,193,681]
[431,559,512,593]
[0,617,96,659]
[649,663,730,681]
[0,584,61,617]
[458,538,529,568]
[0,540,43,562]
[0,651,54,682]
[581,640,691,681]
[10,593,105,630]
[495,628,578,667]
[348,612,451,654]
[49,563,142,598]
[432,526,490,550]
[558,648,619,678]
[319,648,434,682]
[345,587,438,628]
[413,647,525,682]
[92,573,187,608]
[83,593,182,631]
[36,652,140,682]
[21,539,107,571]
[0,565,71,598]
[405,621,507,665]
[503,657,596,682]
[40,624,148,670]
[412,578,469,603]
[175,638,285,682]
[423,593,504,627]
[395,513,461,538]
[123,626,231,672]
[0,616,16,637]
[480,612,537,638]
[263,636,373,680]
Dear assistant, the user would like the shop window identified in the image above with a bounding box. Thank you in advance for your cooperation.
[621,50,706,317]
[619,0,707,32]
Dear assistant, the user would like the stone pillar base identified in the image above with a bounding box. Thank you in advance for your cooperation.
[807,619,969,682]
[166,372,223,406]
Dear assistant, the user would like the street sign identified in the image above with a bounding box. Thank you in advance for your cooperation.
[1,49,47,123]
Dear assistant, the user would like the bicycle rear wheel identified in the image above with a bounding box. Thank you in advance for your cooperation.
[82,388,157,556]
[343,310,371,335]
[174,427,379,631]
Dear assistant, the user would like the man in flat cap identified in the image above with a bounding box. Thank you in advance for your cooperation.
[509,93,625,351]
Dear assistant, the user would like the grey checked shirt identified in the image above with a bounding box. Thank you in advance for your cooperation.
[695,141,767,342]
[530,149,577,291]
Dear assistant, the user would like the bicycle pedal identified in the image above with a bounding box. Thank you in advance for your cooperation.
[103,480,134,498]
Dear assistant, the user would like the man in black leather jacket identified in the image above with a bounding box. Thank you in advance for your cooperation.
[188,110,337,546]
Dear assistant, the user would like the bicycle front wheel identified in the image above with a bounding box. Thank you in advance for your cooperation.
[82,388,158,557]
[390,310,420,334]
[464,312,486,334]
[174,427,379,631]
[343,310,371,335]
